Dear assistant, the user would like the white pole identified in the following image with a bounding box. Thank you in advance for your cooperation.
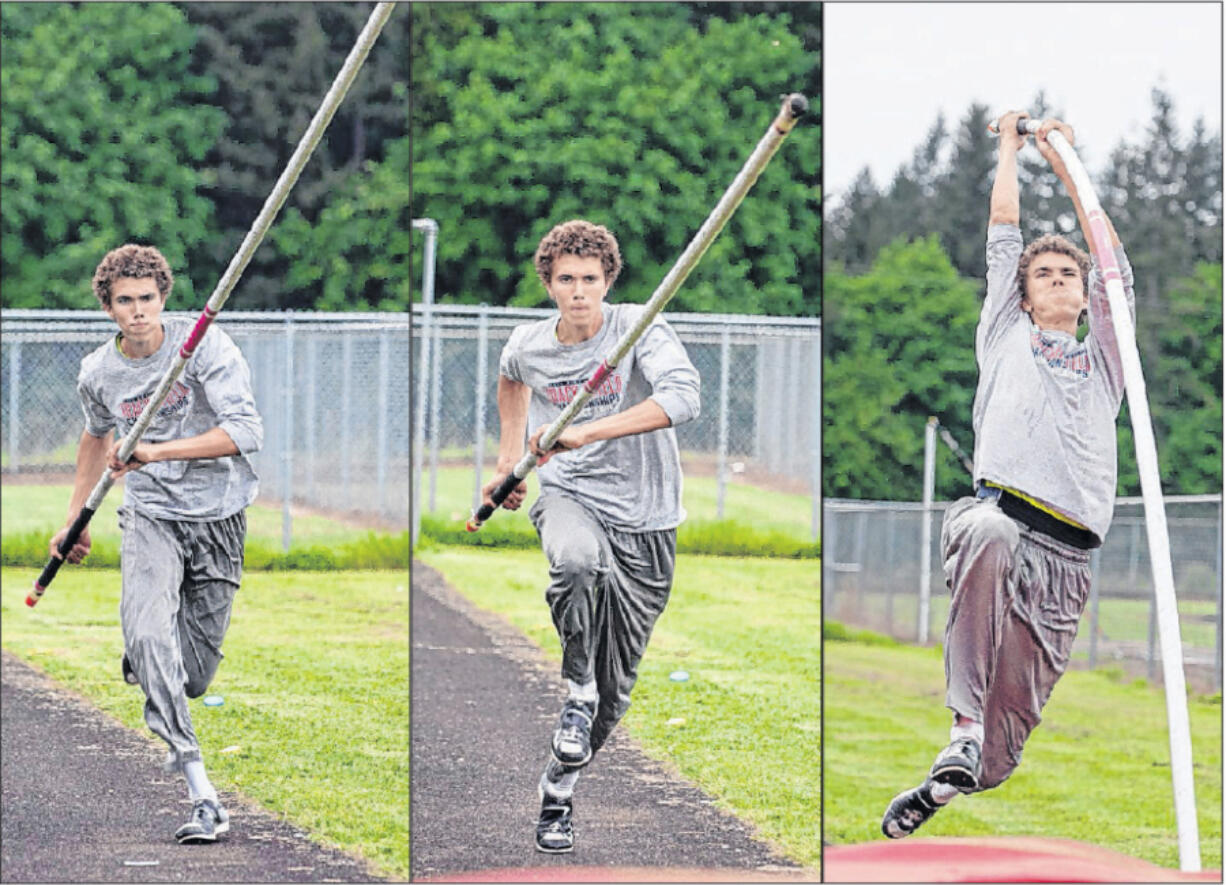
[412,217,437,548]
[918,416,936,645]
[717,327,730,519]
[1028,121,1200,871]
[281,315,294,552]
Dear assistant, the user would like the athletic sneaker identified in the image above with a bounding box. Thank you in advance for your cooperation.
[550,698,596,767]
[535,793,574,854]
[929,737,982,792]
[175,798,230,844]
[881,780,941,839]
[121,654,138,686]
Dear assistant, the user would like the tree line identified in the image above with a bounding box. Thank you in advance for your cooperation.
[410,2,821,316]
[825,90,1222,499]
[1,3,409,311]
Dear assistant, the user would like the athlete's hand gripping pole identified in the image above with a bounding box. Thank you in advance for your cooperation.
[28,2,398,607]
[467,92,809,532]
[990,113,1201,872]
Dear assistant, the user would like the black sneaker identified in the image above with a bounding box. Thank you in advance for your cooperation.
[881,780,941,839]
[535,792,574,854]
[929,737,982,792]
[121,654,138,686]
[550,699,596,767]
[175,798,230,844]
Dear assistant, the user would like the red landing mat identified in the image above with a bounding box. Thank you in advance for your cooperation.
[823,837,1221,883]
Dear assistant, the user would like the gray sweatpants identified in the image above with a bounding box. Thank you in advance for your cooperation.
[118,506,246,770]
[941,496,1091,791]
[530,494,675,757]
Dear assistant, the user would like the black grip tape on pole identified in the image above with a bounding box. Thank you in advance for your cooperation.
[467,473,523,531]
[29,506,96,605]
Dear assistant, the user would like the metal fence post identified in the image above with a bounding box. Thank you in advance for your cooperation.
[918,417,937,645]
[428,320,443,512]
[412,218,438,544]
[811,330,821,541]
[305,336,317,503]
[7,340,21,471]
[473,309,489,511]
[281,315,294,552]
[717,327,730,519]
[885,510,896,636]
[1147,591,1158,681]
[753,341,766,462]
[1088,548,1101,669]
[785,336,800,473]
[378,327,390,519]
[1216,498,1222,690]
[824,505,838,615]
[340,335,353,509]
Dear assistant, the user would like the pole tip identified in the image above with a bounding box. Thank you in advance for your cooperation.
[787,93,809,118]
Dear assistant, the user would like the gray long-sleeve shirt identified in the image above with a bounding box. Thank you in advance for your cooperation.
[77,316,263,521]
[499,303,701,531]
[973,224,1135,541]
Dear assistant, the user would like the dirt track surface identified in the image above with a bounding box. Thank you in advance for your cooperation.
[411,560,808,881]
[0,650,386,884]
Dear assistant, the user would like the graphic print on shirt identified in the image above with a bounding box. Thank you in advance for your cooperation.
[1030,328,1090,380]
[544,372,624,414]
[119,381,192,429]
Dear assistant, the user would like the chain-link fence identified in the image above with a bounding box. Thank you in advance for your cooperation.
[2,310,409,544]
[411,304,821,542]
[823,496,1223,688]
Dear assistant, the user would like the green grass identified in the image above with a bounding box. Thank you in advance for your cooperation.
[1,484,408,570]
[1,566,409,879]
[417,467,819,556]
[2,483,383,548]
[823,632,1222,870]
[417,465,817,539]
[418,547,822,873]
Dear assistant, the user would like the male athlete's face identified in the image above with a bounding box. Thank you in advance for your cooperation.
[105,276,165,346]
[1021,251,1087,331]
[547,254,609,327]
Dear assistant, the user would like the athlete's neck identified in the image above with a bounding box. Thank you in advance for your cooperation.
[119,323,165,359]
[555,310,604,345]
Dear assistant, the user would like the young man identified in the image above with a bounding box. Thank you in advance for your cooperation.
[483,219,700,853]
[51,244,262,844]
[881,113,1134,838]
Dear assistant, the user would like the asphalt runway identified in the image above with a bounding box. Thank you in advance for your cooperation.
[0,649,385,883]
[410,560,809,881]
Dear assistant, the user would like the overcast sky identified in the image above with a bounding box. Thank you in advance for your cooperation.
[824,3,1223,206]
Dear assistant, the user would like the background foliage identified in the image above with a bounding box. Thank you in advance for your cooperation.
[1,2,408,310]
[410,2,821,315]
[825,90,1223,499]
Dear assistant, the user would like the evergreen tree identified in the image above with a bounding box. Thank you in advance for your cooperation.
[181,2,409,309]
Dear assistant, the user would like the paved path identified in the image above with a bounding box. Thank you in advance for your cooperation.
[411,561,806,881]
[1,650,385,883]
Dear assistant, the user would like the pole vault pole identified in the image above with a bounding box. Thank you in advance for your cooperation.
[994,116,1201,872]
[467,92,809,531]
[29,2,397,606]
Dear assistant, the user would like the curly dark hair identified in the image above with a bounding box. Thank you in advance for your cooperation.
[533,220,622,289]
[91,244,174,306]
[1017,234,1091,299]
